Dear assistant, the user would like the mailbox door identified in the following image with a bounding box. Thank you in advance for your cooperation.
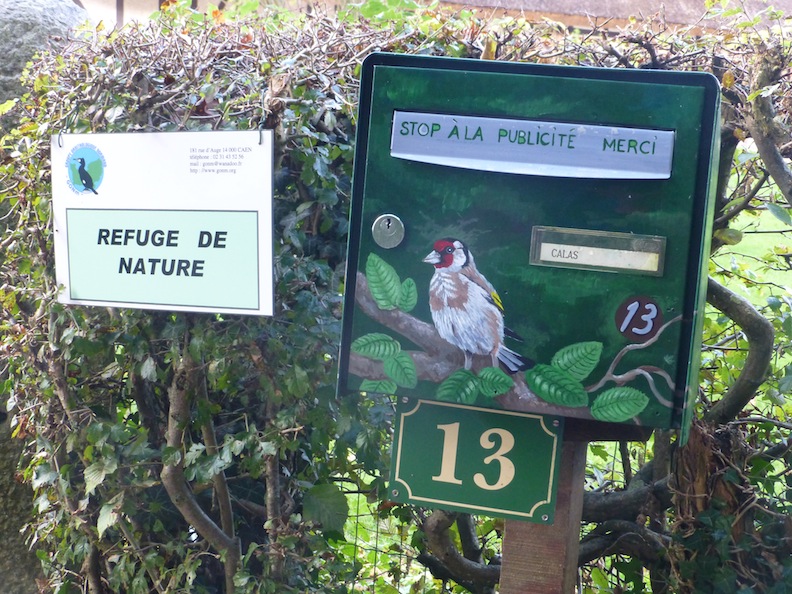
[339,53,720,433]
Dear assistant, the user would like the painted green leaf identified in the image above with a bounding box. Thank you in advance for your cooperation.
[303,483,349,533]
[383,352,418,388]
[551,341,603,381]
[477,367,513,399]
[351,333,401,360]
[437,369,480,404]
[398,278,418,312]
[365,253,402,310]
[359,379,398,394]
[590,387,649,422]
[525,364,588,408]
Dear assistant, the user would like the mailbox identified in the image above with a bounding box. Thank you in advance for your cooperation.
[338,53,720,437]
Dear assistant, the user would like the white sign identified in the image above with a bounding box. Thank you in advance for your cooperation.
[51,131,274,316]
[390,111,675,179]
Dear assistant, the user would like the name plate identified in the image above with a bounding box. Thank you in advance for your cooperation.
[530,226,666,276]
[391,111,675,179]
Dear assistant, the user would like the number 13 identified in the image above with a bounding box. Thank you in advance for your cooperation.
[432,423,516,491]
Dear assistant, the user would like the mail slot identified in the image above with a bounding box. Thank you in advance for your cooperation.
[338,53,720,437]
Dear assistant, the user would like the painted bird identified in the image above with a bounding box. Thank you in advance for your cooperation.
[423,238,533,373]
[75,158,98,194]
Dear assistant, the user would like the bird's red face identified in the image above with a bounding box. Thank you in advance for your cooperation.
[423,238,467,270]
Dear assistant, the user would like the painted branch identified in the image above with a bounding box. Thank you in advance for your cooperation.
[704,277,774,425]
[354,271,588,417]
[355,272,456,357]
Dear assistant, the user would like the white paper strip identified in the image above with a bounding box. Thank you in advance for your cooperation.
[391,111,675,179]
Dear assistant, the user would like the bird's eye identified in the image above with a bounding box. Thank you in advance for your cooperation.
[444,247,454,254]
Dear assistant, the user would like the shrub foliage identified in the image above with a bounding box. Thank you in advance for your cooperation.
[1,1,792,592]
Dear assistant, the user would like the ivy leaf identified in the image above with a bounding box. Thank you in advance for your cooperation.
[351,333,401,360]
[84,458,118,495]
[140,356,157,382]
[525,364,588,408]
[359,379,398,394]
[383,352,418,388]
[398,278,418,312]
[551,342,603,381]
[365,253,402,310]
[477,367,513,399]
[303,484,349,533]
[97,498,121,538]
[766,203,792,226]
[590,387,649,422]
[437,369,480,404]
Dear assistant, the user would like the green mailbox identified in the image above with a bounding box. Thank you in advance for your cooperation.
[338,53,720,436]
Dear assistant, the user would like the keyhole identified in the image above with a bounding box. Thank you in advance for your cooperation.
[371,214,404,248]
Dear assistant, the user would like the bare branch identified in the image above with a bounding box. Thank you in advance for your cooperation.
[743,46,792,205]
[704,277,774,425]
[423,510,501,587]
[160,348,240,592]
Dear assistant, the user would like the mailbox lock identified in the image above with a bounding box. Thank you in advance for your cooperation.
[372,214,405,248]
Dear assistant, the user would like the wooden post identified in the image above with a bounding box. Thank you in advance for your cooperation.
[499,440,588,594]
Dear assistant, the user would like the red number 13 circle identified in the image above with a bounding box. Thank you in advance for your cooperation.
[615,296,663,342]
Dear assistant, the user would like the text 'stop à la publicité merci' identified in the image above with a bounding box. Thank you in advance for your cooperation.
[390,112,675,180]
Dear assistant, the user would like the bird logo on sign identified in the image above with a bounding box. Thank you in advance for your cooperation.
[74,158,98,194]
[65,144,105,195]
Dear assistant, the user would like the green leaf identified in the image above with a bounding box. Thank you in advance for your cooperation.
[0,98,15,117]
[477,367,513,399]
[783,316,792,338]
[161,446,182,466]
[31,463,59,489]
[359,379,398,394]
[590,387,650,422]
[140,356,157,382]
[84,458,117,495]
[713,228,743,246]
[383,352,417,388]
[551,342,603,381]
[766,202,792,226]
[365,253,402,310]
[351,333,401,360]
[97,502,119,538]
[398,278,418,312]
[285,365,310,398]
[525,364,588,408]
[303,484,349,533]
[436,369,480,404]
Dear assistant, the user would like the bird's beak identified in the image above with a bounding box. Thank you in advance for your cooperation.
[423,250,441,265]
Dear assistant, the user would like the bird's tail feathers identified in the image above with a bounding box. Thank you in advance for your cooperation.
[498,346,534,374]
[504,326,524,342]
